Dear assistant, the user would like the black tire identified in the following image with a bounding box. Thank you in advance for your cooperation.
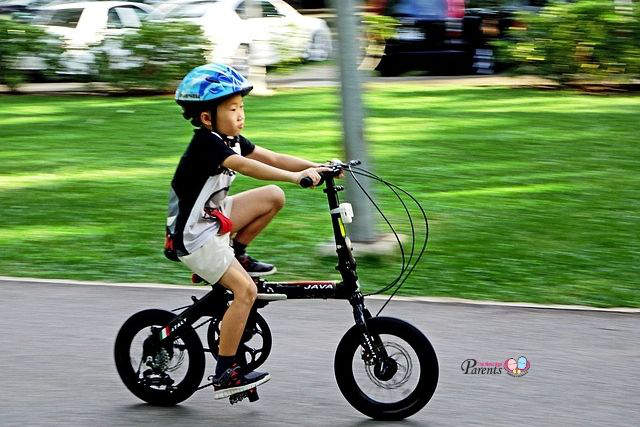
[207,311,272,372]
[114,309,205,406]
[334,317,438,420]
[376,56,402,77]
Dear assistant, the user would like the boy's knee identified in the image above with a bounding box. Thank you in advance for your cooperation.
[236,279,257,305]
[268,185,285,210]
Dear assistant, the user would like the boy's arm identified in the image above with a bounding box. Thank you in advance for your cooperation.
[247,146,320,172]
[223,154,327,185]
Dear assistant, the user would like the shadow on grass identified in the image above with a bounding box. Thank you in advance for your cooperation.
[1,87,639,306]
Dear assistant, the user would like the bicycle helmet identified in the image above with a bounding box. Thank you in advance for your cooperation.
[176,63,253,127]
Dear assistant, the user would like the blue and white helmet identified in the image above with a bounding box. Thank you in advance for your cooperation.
[175,63,252,105]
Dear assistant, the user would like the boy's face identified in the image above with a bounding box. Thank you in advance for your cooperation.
[215,94,245,136]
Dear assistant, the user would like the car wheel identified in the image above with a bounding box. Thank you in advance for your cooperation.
[376,55,402,77]
[306,30,331,61]
[232,43,250,77]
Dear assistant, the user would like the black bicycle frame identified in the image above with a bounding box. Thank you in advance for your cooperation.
[159,173,381,361]
[254,174,359,300]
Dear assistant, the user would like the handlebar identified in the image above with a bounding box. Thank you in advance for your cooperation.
[299,176,321,189]
[299,160,361,188]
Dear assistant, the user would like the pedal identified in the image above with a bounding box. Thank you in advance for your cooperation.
[229,392,245,405]
[228,387,259,404]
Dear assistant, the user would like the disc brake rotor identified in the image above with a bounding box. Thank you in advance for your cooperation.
[364,341,412,389]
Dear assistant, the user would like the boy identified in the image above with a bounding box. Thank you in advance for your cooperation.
[167,63,328,399]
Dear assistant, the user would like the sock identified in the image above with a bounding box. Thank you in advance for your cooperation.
[215,355,236,377]
[233,239,247,257]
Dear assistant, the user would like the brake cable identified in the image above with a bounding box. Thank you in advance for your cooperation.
[346,167,407,292]
[346,165,429,316]
[351,166,428,295]
[348,168,414,293]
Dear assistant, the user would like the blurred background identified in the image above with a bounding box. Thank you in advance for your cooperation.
[1,0,639,307]
[2,0,639,86]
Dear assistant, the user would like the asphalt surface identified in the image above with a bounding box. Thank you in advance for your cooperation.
[1,278,639,426]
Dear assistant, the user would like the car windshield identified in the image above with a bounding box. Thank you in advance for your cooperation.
[389,0,447,19]
[34,8,83,27]
[165,0,218,19]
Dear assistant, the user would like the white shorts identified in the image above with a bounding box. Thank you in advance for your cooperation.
[179,196,234,284]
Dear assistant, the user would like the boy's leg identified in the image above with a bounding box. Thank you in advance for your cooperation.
[229,185,284,275]
[229,184,285,244]
[213,258,271,398]
[217,258,258,357]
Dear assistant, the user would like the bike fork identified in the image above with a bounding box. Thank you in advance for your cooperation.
[349,292,389,365]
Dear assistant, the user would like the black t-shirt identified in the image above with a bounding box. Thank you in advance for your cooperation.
[167,128,255,255]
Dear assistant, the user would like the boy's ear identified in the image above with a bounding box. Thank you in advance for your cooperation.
[200,111,212,127]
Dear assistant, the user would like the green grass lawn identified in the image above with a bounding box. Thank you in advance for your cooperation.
[1,85,639,307]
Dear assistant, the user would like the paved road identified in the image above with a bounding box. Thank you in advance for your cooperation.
[1,279,638,426]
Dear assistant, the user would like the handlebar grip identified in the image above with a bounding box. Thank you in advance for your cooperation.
[299,177,314,188]
[299,175,327,188]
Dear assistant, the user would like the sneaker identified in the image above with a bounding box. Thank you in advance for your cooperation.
[237,254,277,277]
[212,364,271,399]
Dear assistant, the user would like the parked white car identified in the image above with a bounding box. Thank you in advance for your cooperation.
[149,0,332,69]
[31,1,153,74]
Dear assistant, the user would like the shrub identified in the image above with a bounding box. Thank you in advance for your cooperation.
[94,21,208,93]
[0,16,63,91]
[493,0,640,83]
[363,13,398,44]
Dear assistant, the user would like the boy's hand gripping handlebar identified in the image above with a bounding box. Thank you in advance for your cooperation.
[299,160,361,188]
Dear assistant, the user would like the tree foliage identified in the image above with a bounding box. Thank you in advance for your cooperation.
[0,17,62,90]
[95,21,208,92]
[493,0,640,83]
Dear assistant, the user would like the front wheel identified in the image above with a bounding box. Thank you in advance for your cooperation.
[334,317,438,420]
[114,309,205,406]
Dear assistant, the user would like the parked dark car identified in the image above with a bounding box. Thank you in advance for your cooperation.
[372,0,555,76]
[463,0,550,73]
[373,0,473,76]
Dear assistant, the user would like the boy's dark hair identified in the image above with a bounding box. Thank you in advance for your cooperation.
[178,100,219,128]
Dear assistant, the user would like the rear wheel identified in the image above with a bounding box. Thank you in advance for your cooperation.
[334,317,438,420]
[114,309,205,406]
